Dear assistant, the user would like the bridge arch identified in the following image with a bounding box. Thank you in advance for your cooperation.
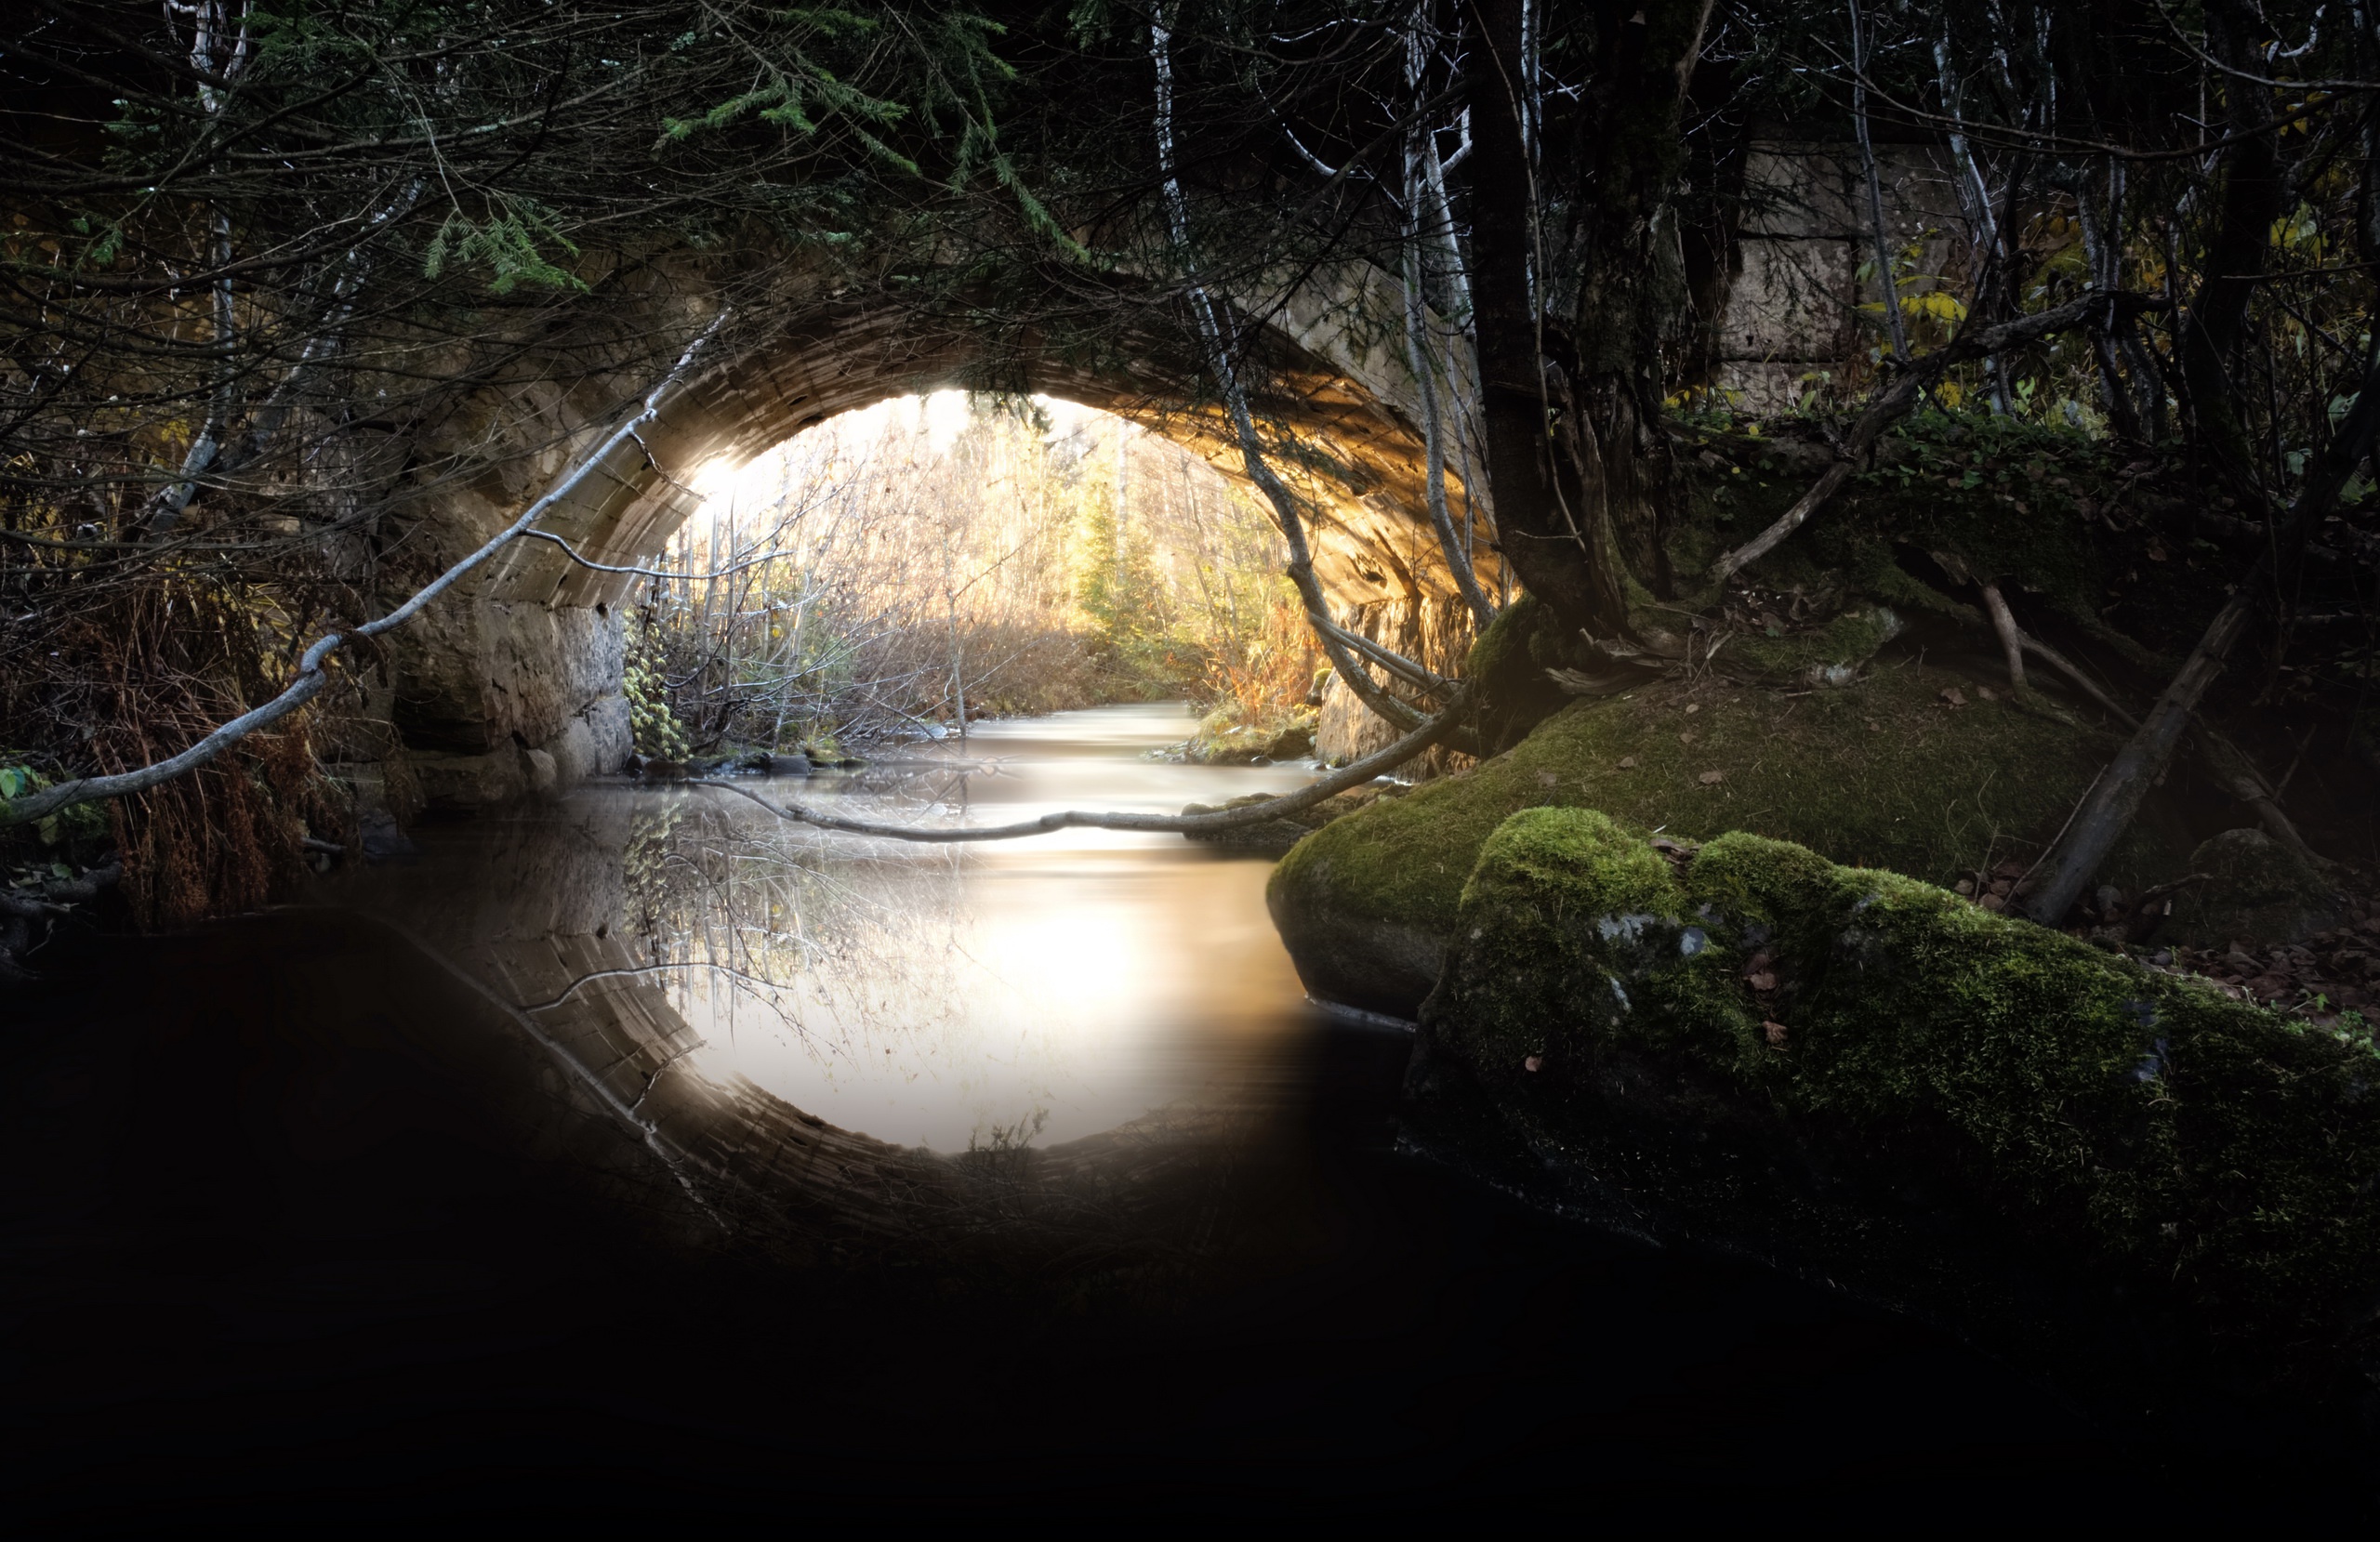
[381,269,1497,809]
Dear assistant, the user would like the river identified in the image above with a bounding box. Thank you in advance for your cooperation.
[1,704,2349,1521]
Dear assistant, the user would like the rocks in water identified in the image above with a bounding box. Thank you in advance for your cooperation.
[1183,707,1321,766]
[1409,805,2380,1407]
[357,807,418,864]
[738,751,813,777]
[2168,827,2343,947]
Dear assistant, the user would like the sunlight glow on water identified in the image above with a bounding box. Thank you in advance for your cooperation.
[663,704,1321,1149]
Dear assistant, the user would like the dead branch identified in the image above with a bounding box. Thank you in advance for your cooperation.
[2015,343,2380,923]
[1706,289,2153,585]
[0,316,726,830]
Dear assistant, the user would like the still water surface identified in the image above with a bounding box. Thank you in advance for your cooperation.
[658,703,1316,1150]
[4,703,2357,1520]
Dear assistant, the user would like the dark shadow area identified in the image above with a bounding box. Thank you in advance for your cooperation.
[5,906,2370,1524]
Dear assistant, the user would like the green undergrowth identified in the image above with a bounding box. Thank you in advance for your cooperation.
[1670,409,2228,661]
[1426,807,2380,1379]
[1272,658,2180,949]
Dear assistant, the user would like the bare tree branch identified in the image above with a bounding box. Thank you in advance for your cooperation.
[0,314,726,829]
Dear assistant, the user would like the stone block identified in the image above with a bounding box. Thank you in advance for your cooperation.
[1741,145,1858,238]
[582,694,634,773]
[1719,237,1856,361]
[1710,360,1844,415]
[394,597,629,758]
[548,717,600,788]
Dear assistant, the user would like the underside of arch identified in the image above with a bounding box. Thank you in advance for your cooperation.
[377,282,1496,811]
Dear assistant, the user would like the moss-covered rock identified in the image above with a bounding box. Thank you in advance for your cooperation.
[1417,808,2380,1402]
[1720,603,1904,687]
[1183,705,1318,766]
[1269,658,2183,1015]
[2169,827,2344,947]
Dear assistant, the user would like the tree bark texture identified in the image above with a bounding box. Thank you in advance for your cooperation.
[1467,0,1606,631]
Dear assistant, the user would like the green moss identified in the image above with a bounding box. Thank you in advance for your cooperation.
[1429,810,2380,1371]
[1272,656,2169,952]
[1462,594,1574,755]
[1721,603,1904,686]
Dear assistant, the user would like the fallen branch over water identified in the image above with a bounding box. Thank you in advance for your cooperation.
[689,681,1474,841]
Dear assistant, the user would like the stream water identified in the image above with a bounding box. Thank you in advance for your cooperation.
[2,704,2361,1521]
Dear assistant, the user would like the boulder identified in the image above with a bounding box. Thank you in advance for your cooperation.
[1413,806,2380,1406]
[409,747,531,811]
[2169,827,2342,946]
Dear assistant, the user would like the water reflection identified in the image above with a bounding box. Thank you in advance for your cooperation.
[643,704,1316,1149]
[358,703,1321,1155]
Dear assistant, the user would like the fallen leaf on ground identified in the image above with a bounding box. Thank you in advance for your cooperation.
[1523,1055,1542,1073]
[1747,970,1778,993]
[1537,771,1558,788]
[1977,685,1999,701]
[1867,720,1881,732]
[1618,756,1637,769]
[1940,686,1968,707]
[1698,769,1725,784]
[1678,730,1696,745]
[1763,1021,1790,1048]
[1685,703,1701,716]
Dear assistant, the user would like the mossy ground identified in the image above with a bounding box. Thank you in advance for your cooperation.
[1425,807,2380,1394]
[1273,654,2184,956]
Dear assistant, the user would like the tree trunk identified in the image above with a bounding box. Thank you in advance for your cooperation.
[1467,0,1630,636]
[2177,2,2284,496]
[1575,1,1714,600]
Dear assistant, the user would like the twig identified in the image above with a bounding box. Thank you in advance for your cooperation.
[1707,290,2151,585]
[1979,581,2028,690]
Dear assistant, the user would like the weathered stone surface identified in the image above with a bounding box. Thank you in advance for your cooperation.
[581,693,633,771]
[411,747,531,811]
[548,717,600,788]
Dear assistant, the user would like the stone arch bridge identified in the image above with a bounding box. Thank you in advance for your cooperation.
[364,257,1496,811]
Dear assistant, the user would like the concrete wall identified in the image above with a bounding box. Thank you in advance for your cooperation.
[1711,142,1973,413]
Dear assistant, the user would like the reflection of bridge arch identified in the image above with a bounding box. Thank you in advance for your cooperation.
[384,270,1496,803]
[353,791,1267,1264]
